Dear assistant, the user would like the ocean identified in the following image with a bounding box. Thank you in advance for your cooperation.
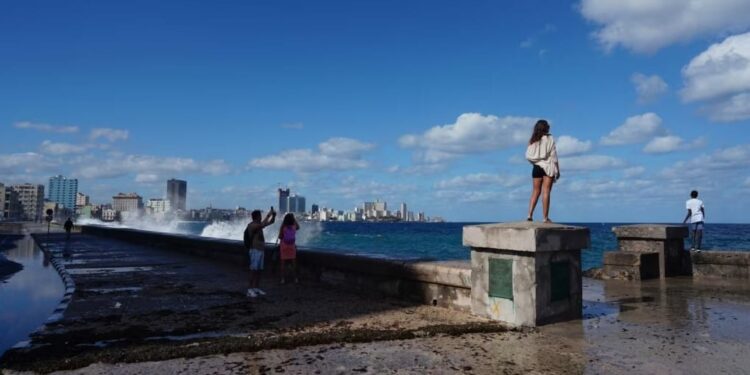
[176,221,750,271]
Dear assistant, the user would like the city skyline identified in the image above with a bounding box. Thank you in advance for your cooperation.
[2,1,750,222]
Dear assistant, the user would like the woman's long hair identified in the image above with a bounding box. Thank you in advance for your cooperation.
[282,213,296,227]
[529,120,550,145]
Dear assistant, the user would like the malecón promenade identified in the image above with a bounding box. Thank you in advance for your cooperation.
[2,222,750,374]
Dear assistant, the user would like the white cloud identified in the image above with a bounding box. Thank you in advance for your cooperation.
[631,73,668,104]
[623,166,646,177]
[560,155,626,171]
[90,128,129,142]
[39,140,89,155]
[0,152,59,175]
[556,135,592,156]
[600,113,665,145]
[76,154,231,179]
[135,173,159,183]
[320,177,416,200]
[579,0,750,53]
[681,32,750,122]
[399,113,537,163]
[13,121,79,133]
[249,137,374,172]
[643,136,704,154]
[661,144,750,180]
[435,173,526,190]
[520,23,556,49]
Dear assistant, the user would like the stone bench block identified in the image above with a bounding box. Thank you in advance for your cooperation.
[603,251,659,280]
[692,251,750,279]
[463,222,589,327]
[612,224,688,278]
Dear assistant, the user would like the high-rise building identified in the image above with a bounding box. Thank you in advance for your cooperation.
[287,194,306,213]
[278,188,290,213]
[113,193,143,212]
[76,192,90,207]
[311,204,319,214]
[167,179,187,211]
[11,184,45,221]
[0,183,21,221]
[48,175,78,210]
[400,203,407,222]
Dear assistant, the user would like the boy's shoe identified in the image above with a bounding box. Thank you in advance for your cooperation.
[254,288,267,296]
[246,289,257,298]
[280,278,286,285]
[294,278,299,284]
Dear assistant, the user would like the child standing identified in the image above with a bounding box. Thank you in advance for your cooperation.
[278,213,300,284]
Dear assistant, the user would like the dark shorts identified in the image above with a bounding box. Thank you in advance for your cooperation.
[532,165,547,178]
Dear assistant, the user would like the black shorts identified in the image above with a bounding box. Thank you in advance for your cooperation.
[532,165,547,178]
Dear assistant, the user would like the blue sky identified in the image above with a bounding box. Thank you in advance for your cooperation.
[2,0,750,222]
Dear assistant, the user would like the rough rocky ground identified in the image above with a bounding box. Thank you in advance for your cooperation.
[3,228,750,374]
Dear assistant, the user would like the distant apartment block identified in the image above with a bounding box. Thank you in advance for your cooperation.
[287,194,306,214]
[48,175,78,210]
[0,183,21,221]
[278,188,290,213]
[147,198,171,214]
[12,183,45,221]
[76,192,90,207]
[167,179,187,211]
[113,193,143,212]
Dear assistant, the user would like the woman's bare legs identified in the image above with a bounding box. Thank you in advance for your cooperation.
[527,177,543,220]
[542,176,554,223]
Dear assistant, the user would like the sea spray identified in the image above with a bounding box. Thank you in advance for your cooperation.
[76,217,196,236]
[200,219,323,246]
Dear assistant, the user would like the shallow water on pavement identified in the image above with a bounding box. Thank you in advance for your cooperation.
[0,235,65,356]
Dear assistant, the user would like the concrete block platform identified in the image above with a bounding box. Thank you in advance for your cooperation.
[602,251,660,280]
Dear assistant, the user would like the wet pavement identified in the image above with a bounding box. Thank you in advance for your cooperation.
[3,227,750,374]
[0,224,65,356]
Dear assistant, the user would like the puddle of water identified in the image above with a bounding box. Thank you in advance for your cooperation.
[0,235,65,356]
[67,266,153,275]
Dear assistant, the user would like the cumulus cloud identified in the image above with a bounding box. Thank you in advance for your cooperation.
[249,137,374,172]
[681,32,750,121]
[600,113,665,145]
[643,136,704,154]
[13,121,79,133]
[76,154,231,179]
[435,173,526,190]
[399,113,537,163]
[39,140,90,155]
[579,0,750,53]
[0,152,58,174]
[661,144,750,180]
[320,177,416,200]
[556,135,592,156]
[623,166,646,177]
[631,73,668,104]
[90,128,129,142]
[135,173,159,183]
[560,155,626,171]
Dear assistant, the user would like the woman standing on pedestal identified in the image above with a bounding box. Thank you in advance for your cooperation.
[525,119,560,223]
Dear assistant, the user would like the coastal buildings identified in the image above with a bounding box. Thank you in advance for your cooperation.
[11,184,45,222]
[48,175,78,211]
[76,192,90,207]
[113,193,143,213]
[167,179,187,211]
[0,183,21,221]
[278,188,290,213]
[146,198,171,214]
[287,194,306,214]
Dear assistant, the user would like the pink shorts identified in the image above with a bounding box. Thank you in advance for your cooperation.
[280,242,296,261]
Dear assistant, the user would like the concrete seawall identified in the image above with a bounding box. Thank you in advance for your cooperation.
[692,250,750,279]
[80,225,472,311]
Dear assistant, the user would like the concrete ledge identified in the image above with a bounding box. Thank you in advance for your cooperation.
[462,222,590,252]
[693,251,750,279]
[80,225,471,311]
[612,224,688,240]
[602,251,659,280]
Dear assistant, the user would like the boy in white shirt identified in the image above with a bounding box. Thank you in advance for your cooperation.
[683,190,705,251]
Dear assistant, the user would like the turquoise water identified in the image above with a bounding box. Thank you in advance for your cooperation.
[186,221,750,271]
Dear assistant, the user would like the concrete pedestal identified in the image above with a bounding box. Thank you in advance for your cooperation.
[463,222,589,327]
[612,225,688,278]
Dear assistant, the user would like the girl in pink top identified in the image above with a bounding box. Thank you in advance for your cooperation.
[278,213,300,284]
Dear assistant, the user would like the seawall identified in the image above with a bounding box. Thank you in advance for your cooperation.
[80,225,472,311]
